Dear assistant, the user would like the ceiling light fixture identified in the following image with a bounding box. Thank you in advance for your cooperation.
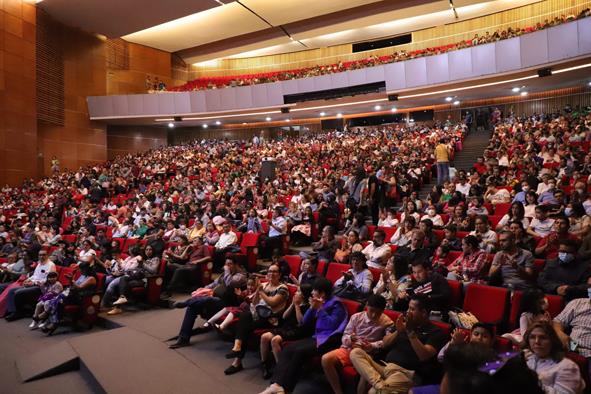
[291,98,386,112]
[520,91,528,96]
[169,110,282,121]
[215,121,221,125]
[512,87,521,92]
[588,81,591,86]
[285,119,291,122]
[374,105,382,111]
[202,124,208,129]
[553,62,591,74]
[320,112,326,117]
[453,100,460,105]
[445,97,453,102]
[396,74,538,100]
[168,122,174,128]
[242,122,247,125]
[265,117,272,121]
[391,107,397,113]
[336,113,343,118]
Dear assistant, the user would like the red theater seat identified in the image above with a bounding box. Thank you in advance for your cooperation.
[284,255,302,277]
[463,283,509,326]
[326,263,350,284]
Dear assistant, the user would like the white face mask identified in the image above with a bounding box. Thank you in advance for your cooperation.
[427,209,436,216]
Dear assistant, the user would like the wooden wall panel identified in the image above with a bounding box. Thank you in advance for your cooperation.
[36,10,108,177]
[0,0,38,186]
[107,42,186,95]
[192,0,591,77]
[107,126,168,160]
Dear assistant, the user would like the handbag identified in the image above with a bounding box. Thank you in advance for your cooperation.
[126,269,145,281]
[255,302,273,319]
[448,309,479,329]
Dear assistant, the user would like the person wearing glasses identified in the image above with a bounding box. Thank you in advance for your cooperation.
[1,250,56,321]
[224,263,289,375]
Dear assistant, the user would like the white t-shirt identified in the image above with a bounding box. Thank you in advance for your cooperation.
[529,218,555,237]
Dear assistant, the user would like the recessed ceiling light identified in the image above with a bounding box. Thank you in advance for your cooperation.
[445,96,453,102]
[265,117,272,121]
[453,100,460,105]
[319,112,326,117]
[374,105,382,111]
[588,81,591,86]
[285,119,291,122]
[520,91,528,96]
[168,122,174,128]
[242,122,247,125]
[512,87,521,92]
[202,124,208,129]
[336,113,343,118]
[391,107,397,112]
[215,121,221,125]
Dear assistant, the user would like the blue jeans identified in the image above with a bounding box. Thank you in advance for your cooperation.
[436,162,450,185]
[5,285,41,315]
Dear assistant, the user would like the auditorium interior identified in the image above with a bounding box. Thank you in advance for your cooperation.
[1,0,591,393]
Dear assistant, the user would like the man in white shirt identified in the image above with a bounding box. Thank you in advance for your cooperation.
[455,176,471,196]
[261,207,287,260]
[362,229,392,269]
[536,174,552,195]
[213,223,238,271]
[527,206,555,238]
[484,184,511,205]
[2,250,56,321]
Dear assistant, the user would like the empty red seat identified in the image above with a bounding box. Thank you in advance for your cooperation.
[463,283,509,326]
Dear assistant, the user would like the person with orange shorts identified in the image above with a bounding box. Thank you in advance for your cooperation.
[321,294,393,394]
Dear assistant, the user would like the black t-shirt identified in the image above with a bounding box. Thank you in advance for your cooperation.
[384,322,447,382]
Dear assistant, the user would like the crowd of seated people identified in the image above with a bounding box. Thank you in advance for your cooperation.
[2,107,591,392]
[169,11,591,92]
[159,108,591,392]
[0,121,463,330]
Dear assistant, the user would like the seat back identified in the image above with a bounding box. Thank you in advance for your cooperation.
[463,283,509,325]
[432,320,452,337]
[546,294,564,318]
[378,227,397,243]
[508,290,524,330]
[284,255,302,277]
[325,262,350,284]
[447,279,463,308]
[494,203,511,217]
[338,298,362,318]
[316,260,327,276]
[367,225,376,239]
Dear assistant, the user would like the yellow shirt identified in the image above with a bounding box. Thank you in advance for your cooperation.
[188,226,206,240]
[435,144,450,162]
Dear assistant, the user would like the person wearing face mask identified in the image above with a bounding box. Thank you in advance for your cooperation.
[421,206,444,228]
[538,239,591,301]
[513,181,531,204]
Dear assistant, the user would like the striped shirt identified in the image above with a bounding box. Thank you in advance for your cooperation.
[555,298,591,357]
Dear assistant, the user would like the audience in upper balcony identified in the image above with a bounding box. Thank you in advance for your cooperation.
[168,12,591,93]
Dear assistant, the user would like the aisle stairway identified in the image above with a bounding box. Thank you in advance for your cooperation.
[418,128,492,200]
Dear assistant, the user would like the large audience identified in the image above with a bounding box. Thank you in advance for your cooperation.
[167,11,591,93]
[1,105,591,393]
